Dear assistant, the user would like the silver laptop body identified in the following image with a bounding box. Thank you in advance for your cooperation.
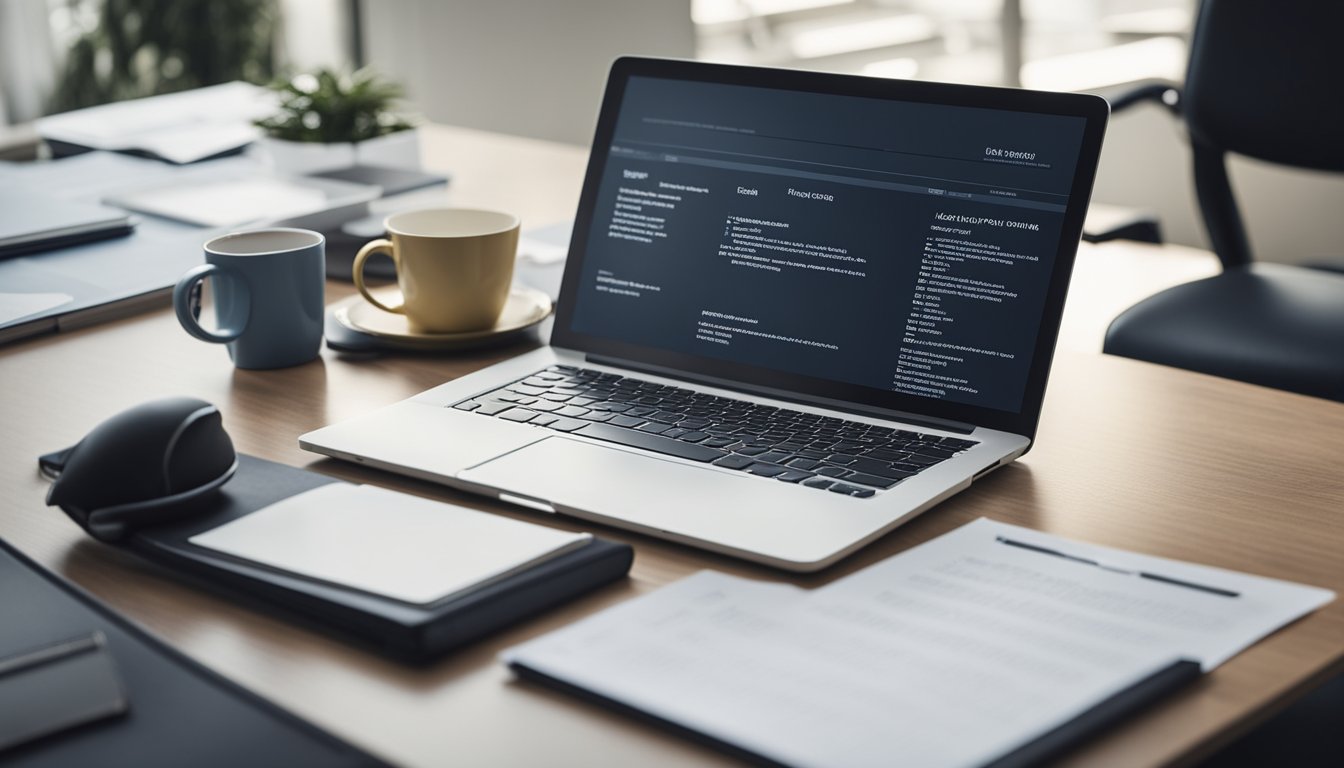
[302,58,1108,572]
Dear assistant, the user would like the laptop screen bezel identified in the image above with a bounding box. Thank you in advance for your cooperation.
[551,56,1109,441]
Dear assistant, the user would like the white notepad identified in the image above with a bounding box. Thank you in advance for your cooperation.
[190,484,591,604]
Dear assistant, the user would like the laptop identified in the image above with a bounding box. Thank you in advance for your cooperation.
[301,57,1109,572]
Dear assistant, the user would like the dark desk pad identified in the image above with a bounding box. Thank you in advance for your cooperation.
[0,537,388,767]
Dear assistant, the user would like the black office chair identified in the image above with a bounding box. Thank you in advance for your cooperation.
[1102,0,1344,402]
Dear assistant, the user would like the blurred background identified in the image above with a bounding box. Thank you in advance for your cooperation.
[1,0,1340,265]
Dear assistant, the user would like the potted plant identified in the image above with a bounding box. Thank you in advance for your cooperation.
[254,68,420,174]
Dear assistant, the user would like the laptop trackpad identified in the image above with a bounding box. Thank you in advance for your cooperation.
[458,436,869,564]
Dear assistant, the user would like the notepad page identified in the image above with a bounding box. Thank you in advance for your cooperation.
[503,519,1333,768]
[190,484,591,605]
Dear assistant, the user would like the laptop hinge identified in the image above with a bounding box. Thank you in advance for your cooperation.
[584,354,976,434]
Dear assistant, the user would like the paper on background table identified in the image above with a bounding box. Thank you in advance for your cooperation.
[190,484,592,605]
[503,518,1333,768]
[106,176,379,228]
[35,82,275,164]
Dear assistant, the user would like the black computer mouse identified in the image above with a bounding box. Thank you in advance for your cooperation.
[44,397,238,541]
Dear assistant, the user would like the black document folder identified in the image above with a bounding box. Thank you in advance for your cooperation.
[58,455,633,663]
[0,537,388,767]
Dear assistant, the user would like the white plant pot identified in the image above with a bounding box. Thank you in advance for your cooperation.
[353,129,421,170]
[256,128,422,175]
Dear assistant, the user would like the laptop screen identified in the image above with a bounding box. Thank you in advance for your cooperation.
[554,60,1107,437]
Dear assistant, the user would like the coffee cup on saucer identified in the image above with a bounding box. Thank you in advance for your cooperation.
[353,208,520,334]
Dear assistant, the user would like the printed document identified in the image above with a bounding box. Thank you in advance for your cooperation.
[503,518,1333,768]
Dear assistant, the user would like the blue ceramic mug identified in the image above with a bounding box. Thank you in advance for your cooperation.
[173,228,325,369]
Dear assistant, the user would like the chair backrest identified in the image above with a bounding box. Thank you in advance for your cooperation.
[1181,0,1344,268]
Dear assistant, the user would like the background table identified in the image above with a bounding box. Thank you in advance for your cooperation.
[1,125,1339,767]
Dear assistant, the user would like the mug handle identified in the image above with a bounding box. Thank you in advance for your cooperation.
[173,263,248,343]
[353,239,405,314]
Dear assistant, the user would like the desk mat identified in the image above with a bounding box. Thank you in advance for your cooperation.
[0,537,389,768]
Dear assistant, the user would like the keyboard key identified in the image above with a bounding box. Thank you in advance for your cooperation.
[745,463,786,477]
[842,472,899,489]
[557,405,589,418]
[865,448,908,462]
[540,392,572,401]
[815,465,851,478]
[701,437,736,448]
[530,413,560,427]
[734,446,769,456]
[825,453,858,465]
[529,401,564,412]
[608,414,645,428]
[828,482,873,498]
[547,416,588,432]
[636,421,673,434]
[453,400,480,411]
[498,408,538,423]
[712,454,755,470]
[941,438,979,450]
[580,411,613,422]
[662,427,690,439]
[509,384,548,396]
[678,431,710,442]
[476,401,514,416]
[755,450,792,464]
[776,470,815,483]
[785,457,822,470]
[625,406,656,417]
[911,445,956,459]
[848,457,900,476]
[802,477,834,490]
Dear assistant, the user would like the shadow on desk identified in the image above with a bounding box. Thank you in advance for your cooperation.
[1196,672,1344,768]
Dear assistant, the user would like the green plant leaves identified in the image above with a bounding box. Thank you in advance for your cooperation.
[254,68,416,144]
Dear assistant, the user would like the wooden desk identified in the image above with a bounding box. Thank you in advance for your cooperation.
[1,125,1339,768]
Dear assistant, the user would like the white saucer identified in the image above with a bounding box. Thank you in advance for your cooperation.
[331,286,552,351]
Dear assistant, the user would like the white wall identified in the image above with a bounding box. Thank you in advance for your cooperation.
[361,0,695,146]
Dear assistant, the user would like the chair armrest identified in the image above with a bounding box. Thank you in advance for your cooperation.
[1083,204,1164,245]
[1108,82,1182,116]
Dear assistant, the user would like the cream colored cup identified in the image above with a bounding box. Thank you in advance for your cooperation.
[353,208,520,333]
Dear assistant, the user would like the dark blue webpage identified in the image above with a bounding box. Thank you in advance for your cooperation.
[570,76,1086,414]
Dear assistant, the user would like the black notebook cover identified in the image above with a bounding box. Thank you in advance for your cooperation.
[97,455,633,663]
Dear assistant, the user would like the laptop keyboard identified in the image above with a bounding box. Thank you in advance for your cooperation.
[453,365,978,498]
